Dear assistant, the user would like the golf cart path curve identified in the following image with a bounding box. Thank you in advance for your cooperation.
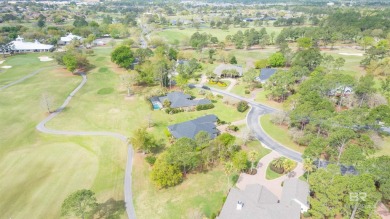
[36,73,137,219]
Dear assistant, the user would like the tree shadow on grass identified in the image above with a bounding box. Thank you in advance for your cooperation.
[93,198,126,219]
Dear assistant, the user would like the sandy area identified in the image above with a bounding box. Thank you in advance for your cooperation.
[1,66,12,69]
[0,60,4,65]
[39,56,54,62]
[338,52,363,56]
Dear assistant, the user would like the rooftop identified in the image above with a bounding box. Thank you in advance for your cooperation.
[214,64,243,77]
[11,36,53,51]
[150,91,211,108]
[259,68,278,82]
[219,179,309,219]
[168,114,218,139]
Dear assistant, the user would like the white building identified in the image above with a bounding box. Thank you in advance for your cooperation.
[58,33,82,45]
[11,36,53,53]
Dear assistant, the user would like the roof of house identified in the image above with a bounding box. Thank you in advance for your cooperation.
[280,178,310,208]
[219,182,306,219]
[151,91,211,108]
[11,36,53,50]
[168,114,218,139]
[60,33,82,42]
[259,68,278,82]
[313,159,358,175]
[214,64,243,76]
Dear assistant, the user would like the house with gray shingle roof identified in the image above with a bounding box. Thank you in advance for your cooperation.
[255,68,278,83]
[150,91,211,110]
[218,179,309,219]
[168,114,219,139]
[214,64,243,78]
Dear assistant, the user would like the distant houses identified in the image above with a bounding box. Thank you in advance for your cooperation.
[58,33,82,46]
[219,179,310,219]
[10,36,54,53]
[168,114,219,139]
[150,91,211,110]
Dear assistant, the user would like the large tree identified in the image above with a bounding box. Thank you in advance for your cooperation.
[150,155,183,188]
[130,127,157,153]
[111,45,134,69]
[166,138,200,175]
[61,189,98,219]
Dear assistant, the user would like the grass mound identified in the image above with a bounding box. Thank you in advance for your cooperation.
[97,87,114,95]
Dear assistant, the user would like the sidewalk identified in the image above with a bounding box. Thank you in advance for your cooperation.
[236,150,304,198]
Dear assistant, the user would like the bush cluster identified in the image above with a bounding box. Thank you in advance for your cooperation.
[145,155,156,166]
[227,125,239,132]
[196,103,215,111]
[165,108,184,114]
[209,80,228,87]
[237,101,249,112]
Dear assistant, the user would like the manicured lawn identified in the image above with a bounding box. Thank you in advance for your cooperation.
[133,154,228,219]
[0,53,55,86]
[259,114,306,153]
[255,90,284,110]
[0,58,127,218]
[230,81,252,97]
[266,165,283,180]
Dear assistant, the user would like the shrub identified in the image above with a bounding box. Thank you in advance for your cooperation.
[255,59,269,69]
[164,129,172,137]
[237,101,249,112]
[145,155,156,166]
[196,103,215,111]
[227,125,239,132]
[165,108,184,114]
[216,94,223,99]
[303,212,311,218]
[244,90,250,94]
[217,119,226,125]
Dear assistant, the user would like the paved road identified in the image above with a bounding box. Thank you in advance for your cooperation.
[197,85,303,162]
[36,74,137,219]
[0,66,57,91]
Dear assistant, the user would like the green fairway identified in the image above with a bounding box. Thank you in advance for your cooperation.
[0,53,55,86]
[155,26,284,44]
[259,115,305,153]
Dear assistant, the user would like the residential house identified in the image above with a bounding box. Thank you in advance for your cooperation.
[218,179,310,219]
[58,33,82,45]
[255,68,278,83]
[213,64,243,78]
[150,91,211,110]
[10,36,54,53]
[314,159,358,175]
[168,114,219,139]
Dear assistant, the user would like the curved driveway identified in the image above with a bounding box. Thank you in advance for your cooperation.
[35,74,137,219]
[198,85,303,162]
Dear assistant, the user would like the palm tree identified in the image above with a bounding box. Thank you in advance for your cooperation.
[303,158,316,182]
[282,159,296,174]
[224,162,234,191]
[271,157,285,169]
[248,150,259,173]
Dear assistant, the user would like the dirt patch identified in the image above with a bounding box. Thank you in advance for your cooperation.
[38,56,53,62]
[338,52,363,56]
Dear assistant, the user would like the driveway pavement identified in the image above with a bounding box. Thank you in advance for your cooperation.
[236,150,304,198]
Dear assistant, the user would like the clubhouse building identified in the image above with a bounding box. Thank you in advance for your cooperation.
[10,36,54,53]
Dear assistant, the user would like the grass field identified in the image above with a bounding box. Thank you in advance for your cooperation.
[0,54,128,218]
[156,26,284,44]
[0,53,55,86]
[259,114,305,153]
